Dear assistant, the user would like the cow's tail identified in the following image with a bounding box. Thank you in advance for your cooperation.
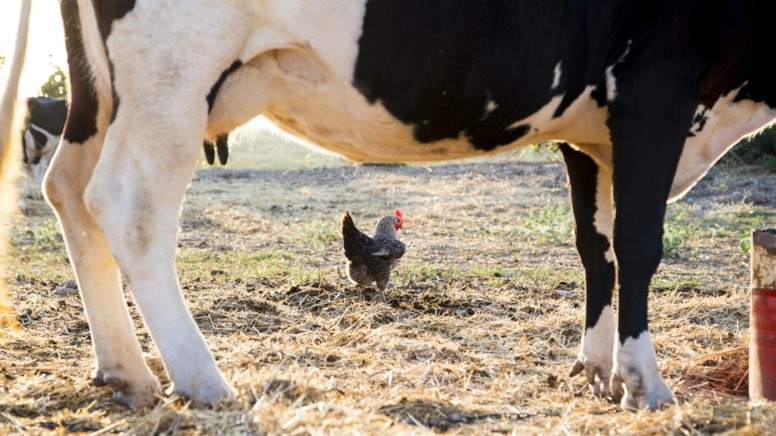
[0,0,33,332]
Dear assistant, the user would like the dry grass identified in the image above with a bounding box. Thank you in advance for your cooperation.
[2,160,776,434]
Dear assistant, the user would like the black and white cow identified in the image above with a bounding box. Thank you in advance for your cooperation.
[21,97,67,198]
[44,0,776,410]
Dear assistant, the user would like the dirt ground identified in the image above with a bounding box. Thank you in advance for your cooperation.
[2,159,776,434]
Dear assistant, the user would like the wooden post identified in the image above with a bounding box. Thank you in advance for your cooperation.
[750,229,776,401]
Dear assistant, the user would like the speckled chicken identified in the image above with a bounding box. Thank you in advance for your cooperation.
[341,210,405,302]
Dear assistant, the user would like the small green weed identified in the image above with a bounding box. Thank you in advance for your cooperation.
[513,202,572,245]
[298,219,340,251]
[11,218,64,254]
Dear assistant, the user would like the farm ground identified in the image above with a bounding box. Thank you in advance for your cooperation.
[2,156,776,434]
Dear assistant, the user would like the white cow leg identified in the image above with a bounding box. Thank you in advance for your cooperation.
[45,137,161,408]
[82,107,235,404]
[573,305,615,396]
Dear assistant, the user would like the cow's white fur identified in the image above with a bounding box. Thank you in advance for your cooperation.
[671,90,776,200]
[576,305,615,396]
[612,332,675,410]
[484,100,498,116]
[506,91,610,147]
[551,62,562,90]
[574,169,615,396]
[593,166,615,263]
[42,0,771,409]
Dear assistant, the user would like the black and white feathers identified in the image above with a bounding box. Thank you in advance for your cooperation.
[341,210,405,301]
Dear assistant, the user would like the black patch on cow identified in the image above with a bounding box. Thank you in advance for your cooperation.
[466,124,531,151]
[692,108,708,133]
[353,1,621,151]
[689,1,776,109]
[110,61,120,123]
[590,81,608,108]
[29,129,47,150]
[92,0,136,42]
[61,0,98,144]
[559,143,615,331]
[207,61,243,113]
[27,98,67,135]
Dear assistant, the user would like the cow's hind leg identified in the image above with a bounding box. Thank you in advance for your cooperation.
[560,143,616,398]
[606,57,699,409]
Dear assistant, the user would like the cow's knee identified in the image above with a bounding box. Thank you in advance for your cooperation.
[81,167,146,262]
[43,137,98,211]
[41,176,62,210]
[42,153,72,213]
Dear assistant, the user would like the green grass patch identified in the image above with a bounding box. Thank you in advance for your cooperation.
[297,219,340,251]
[516,265,583,289]
[663,203,776,257]
[176,249,320,282]
[662,210,698,259]
[649,274,703,293]
[512,202,573,245]
[400,263,582,290]
[11,217,65,254]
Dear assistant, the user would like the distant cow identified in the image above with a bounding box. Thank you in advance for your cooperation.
[19,96,227,200]
[21,97,67,198]
[45,0,776,410]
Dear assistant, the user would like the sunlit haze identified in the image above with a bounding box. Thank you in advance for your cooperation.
[0,0,67,98]
[0,1,297,137]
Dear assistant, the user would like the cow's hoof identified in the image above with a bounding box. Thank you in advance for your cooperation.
[569,359,612,396]
[92,368,161,409]
[168,375,236,406]
[611,368,675,410]
[612,331,676,410]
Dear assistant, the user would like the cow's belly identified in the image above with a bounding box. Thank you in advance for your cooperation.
[671,92,776,200]
[261,72,610,163]
[206,5,612,164]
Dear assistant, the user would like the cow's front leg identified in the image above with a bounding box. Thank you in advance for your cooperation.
[82,98,235,404]
[606,57,699,409]
[41,0,161,407]
[560,144,616,398]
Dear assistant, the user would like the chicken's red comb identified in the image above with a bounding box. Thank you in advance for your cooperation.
[395,209,403,224]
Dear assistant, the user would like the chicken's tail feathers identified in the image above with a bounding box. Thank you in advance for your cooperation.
[341,210,356,236]
[341,211,367,259]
